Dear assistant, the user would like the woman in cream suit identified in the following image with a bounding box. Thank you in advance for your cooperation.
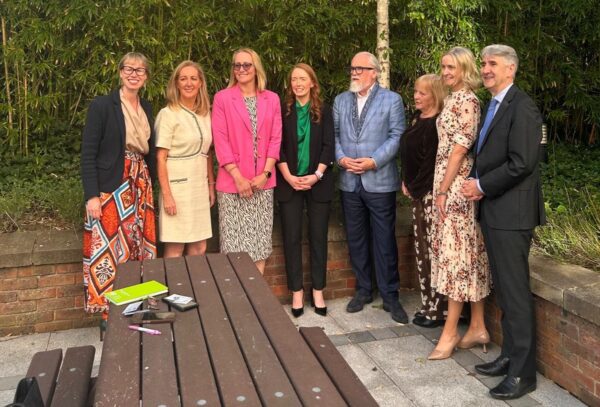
[155,60,215,257]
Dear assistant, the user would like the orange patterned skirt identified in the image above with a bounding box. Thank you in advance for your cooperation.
[82,151,156,314]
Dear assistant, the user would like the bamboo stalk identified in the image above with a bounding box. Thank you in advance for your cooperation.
[24,71,28,156]
[15,60,22,154]
[1,14,13,130]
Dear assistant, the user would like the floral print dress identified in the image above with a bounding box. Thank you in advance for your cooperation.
[430,88,490,302]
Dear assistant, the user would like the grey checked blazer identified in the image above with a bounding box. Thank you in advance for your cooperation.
[334,83,406,193]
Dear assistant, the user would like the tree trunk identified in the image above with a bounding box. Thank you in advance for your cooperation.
[376,0,390,89]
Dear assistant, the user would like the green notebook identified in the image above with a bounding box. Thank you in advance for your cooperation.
[105,280,168,306]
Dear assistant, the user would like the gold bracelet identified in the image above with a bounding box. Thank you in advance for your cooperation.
[437,192,448,196]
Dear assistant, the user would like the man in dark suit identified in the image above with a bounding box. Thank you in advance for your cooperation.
[334,51,408,323]
[462,44,545,400]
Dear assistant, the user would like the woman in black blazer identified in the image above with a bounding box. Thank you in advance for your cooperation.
[276,63,334,317]
[81,52,157,332]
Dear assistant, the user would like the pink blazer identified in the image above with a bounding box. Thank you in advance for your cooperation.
[212,85,282,193]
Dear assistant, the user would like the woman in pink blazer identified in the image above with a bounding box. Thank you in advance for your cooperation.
[212,48,282,273]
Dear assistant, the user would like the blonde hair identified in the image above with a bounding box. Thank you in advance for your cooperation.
[227,48,267,92]
[443,47,481,91]
[166,60,210,116]
[415,74,447,114]
[118,52,150,76]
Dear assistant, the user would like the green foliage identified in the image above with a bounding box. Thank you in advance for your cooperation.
[534,143,600,271]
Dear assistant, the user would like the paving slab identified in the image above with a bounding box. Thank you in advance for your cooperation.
[0,389,13,406]
[528,373,587,407]
[285,304,346,335]
[347,330,376,344]
[452,348,486,367]
[328,297,403,332]
[47,327,103,366]
[505,394,541,407]
[369,327,398,341]
[0,333,50,376]
[359,335,505,407]
[370,385,416,407]
[390,324,420,338]
[336,343,394,390]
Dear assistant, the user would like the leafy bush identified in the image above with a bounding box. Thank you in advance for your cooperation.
[534,144,600,271]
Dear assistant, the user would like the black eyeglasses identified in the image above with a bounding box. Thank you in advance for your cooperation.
[233,62,253,72]
[121,66,147,76]
[347,66,376,75]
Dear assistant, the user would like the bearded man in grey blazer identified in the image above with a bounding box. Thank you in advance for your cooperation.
[462,44,545,400]
[334,51,408,323]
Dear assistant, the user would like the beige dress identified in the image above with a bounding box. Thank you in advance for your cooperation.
[155,105,212,243]
[430,88,490,302]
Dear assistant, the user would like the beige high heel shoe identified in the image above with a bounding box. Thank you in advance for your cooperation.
[428,334,461,360]
[457,330,490,353]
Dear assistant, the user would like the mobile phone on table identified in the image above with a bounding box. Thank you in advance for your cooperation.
[163,296,199,311]
[130,311,176,324]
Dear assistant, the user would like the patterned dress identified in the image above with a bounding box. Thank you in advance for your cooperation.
[430,88,490,302]
[217,96,274,262]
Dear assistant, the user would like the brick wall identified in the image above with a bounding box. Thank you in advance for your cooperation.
[485,295,600,406]
[0,263,99,336]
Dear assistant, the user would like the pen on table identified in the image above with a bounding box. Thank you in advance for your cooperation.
[128,325,161,335]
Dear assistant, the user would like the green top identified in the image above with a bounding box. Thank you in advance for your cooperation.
[296,101,311,176]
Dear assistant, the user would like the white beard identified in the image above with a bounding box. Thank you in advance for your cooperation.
[349,81,363,93]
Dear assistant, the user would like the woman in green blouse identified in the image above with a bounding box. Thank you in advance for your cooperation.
[276,63,334,317]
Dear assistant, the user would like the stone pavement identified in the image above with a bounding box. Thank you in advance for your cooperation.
[0,291,585,406]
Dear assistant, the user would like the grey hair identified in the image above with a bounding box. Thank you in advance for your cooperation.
[481,44,519,73]
[354,51,381,78]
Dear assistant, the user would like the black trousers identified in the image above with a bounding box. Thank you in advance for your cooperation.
[278,190,331,292]
[480,214,536,379]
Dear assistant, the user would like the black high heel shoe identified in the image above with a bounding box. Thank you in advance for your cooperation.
[291,289,304,318]
[310,297,327,317]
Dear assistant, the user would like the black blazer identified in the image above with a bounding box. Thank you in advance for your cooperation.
[471,85,546,230]
[275,103,335,202]
[81,89,156,201]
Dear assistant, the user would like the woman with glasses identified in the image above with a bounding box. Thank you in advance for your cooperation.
[155,61,215,257]
[212,48,282,274]
[81,52,157,334]
[428,47,490,360]
[276,63,334,317]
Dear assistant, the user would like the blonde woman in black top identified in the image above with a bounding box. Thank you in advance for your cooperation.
[400,74,447,327]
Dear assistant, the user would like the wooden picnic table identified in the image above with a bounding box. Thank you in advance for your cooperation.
[93,253,377,407]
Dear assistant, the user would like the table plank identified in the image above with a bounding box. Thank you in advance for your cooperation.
[227,253,347,407]
[141,258,179,406]
[94,260,142,407]
[300,327,378,407]
[186,255,261,406]
[207,254,302,406]
[165,256,220,406]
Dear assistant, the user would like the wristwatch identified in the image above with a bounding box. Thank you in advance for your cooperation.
[263,170,272,179]
[314,170,324,181]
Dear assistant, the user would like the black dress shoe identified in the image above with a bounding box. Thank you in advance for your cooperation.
[346,294,373,313]
[382,301,408,324]
[412,315,444,328]
[475,355,510,376]
[291,307,304,318]
[490,376,536,400]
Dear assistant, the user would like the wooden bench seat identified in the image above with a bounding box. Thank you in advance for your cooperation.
[24,345,96,407]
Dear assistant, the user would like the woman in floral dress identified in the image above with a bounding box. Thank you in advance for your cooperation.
[428,47,490,360]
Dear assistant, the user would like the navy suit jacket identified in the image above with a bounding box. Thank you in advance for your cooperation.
[334,83,406,193]
[471,85,545,230]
